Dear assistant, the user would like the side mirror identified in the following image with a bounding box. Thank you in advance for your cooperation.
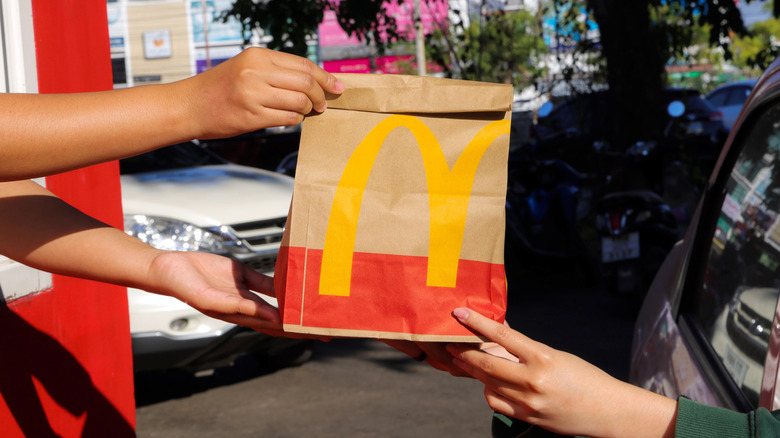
[667,100,685,118]
[537,101,554,118]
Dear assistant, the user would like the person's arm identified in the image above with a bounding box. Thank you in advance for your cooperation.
[675,397,780,438]
[446,307,677,438]
[0,47,343,181]
[0,179,291,335]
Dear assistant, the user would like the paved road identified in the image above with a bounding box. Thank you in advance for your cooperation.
[134,267,636,438]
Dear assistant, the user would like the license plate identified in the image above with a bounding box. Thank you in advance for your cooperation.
[601,232,640,263]
[686,121,704,135]
[723,344,748,388]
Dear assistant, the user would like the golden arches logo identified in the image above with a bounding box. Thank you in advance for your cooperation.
[319,114,510,297]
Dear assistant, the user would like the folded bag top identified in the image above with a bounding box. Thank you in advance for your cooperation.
[275,73,514,342]
[327,73,513,114]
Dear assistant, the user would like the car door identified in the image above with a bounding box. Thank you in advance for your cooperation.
[632,72,780,413]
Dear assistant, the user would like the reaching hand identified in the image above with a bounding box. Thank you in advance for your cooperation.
[182,47,344,140]
[446,307,678,438]
[144,250,292,337]
[380,340,472,377]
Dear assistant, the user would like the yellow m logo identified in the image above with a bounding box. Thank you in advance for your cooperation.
[319,114,510,297]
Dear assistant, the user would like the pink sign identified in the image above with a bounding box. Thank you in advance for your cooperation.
[319,10,362,47]
[319,0,449,47]
[323,55,440,74]
[325,55,427,74]
[385,0,449,39]
[323,58,373,74]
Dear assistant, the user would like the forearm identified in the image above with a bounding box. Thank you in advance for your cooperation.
[590,378,677,438]
[0,83,192,181]
[0,47,344,182]
[448,308,678,438]
[0,180,161,289]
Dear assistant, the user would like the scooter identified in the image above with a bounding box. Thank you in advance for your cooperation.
[504,155,596,287]
[593,101,688,311]
[595,188,679,309]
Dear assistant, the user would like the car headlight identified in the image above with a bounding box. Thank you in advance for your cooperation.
[124,214,230,254]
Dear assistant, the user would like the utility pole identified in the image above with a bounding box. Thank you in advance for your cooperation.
[202,0,211,70]
[414,0,426,76]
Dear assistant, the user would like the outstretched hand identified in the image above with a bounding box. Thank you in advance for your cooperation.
[446,308,678,438]
[145,250,304,338]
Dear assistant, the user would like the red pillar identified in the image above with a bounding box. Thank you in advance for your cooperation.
[0,1,135,436]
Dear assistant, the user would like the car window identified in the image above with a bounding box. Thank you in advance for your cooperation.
[536,93,600,139]
[683,95,716,114]
[685,100,780,408]
[119,142,225,175]
[707,89,729,107]
[725,86,752,106]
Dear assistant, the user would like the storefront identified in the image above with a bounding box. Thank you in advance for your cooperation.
[0,1,135,436]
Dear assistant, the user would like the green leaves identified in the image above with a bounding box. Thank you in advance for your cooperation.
[219,0,402,57]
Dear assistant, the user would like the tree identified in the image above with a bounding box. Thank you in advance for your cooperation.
[549,0,752,149]
[732,15,780,76]
[425,9,548,89]
[219,0,413,57]
[220,0,773,151]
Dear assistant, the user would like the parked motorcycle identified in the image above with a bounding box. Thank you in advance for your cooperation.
[595,188,679,310]
[593,101,690,311]
[504,155,597,287]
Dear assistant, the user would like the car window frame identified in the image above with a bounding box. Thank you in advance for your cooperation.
[706,88,729,108]
[725,86,750,106]
[672,83,780,413]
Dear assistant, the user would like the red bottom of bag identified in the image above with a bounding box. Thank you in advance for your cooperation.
[276,246,507,341]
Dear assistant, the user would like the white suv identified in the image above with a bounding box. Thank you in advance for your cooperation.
[120,141,305,373]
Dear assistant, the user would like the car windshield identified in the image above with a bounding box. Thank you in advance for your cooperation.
[663,88,713,114]
[119,142,225,175]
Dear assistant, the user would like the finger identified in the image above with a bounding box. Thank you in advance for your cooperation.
[197,290,281,324]
[380,339,425,360]
[449,344,530,392]
[256,82,316,115]
[241,268,276,297]
[260,58,334,112]
[269,51,344,95]
[417,342,471,377]
[211,313,285,333]
[452,308,536,361]
[484,387,525,421]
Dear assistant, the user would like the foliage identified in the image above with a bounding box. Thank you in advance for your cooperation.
[732,16,780,75]
[539,0,605,94]
[218,0,326,55]
[219,0,401,57]
[651,4,721,69]
[425,9,548,89]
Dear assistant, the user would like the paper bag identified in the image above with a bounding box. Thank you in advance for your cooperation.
[274,73,513,341]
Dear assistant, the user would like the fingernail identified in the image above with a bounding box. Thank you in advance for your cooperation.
[334,79,344,93]
[453,307,469,322]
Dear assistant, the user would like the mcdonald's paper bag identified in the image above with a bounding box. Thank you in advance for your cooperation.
[274,73,513,342]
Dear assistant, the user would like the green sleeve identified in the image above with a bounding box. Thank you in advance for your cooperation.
[676,397,780,438]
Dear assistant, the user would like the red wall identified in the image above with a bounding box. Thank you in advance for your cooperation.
[0,1,135,436]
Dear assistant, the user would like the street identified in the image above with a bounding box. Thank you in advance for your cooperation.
[134,267,636,438]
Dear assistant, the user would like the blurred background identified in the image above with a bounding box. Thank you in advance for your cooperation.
[105,0,780,436]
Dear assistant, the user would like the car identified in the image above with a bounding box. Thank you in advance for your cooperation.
[528,88,729,178]
[120,141,309,373]
[705,78,758,131]
[630,57,780,413]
